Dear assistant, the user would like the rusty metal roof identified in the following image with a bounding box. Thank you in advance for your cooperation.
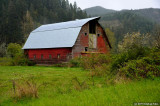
[23,17,100,49]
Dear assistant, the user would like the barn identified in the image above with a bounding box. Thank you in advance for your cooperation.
[22,17,111,64]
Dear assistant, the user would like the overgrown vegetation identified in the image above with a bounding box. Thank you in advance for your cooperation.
[0,43,35,66]
[0,66,159,105]
[70,48,159,80]
[69,32,160,82]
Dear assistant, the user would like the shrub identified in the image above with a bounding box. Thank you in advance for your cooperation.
[79,54,111,77]
[11,54,35,66]
[119,56,160,79]
[91,64,111,77]
[68,57,81,67]
[111,46,149,72]
[7,43,22,58]
[80,54,111,70]
[53,63,68,67]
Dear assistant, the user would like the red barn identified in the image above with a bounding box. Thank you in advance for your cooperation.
[22,17,111,64]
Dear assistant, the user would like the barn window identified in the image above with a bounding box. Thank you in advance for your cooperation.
[49,55,52,59]
[85,33,87,36]
[57,54,60,59]
[89,21,96,34]
[33,55,36,59]
[41,54,43,59]
[85,47,88,52]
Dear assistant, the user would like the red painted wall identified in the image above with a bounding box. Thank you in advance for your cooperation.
[97,25,108,53]
[26,48,72,63]
[72,22,110,58]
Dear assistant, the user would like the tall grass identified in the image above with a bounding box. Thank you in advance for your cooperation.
[0,66,159,105]
[11,79,39,100]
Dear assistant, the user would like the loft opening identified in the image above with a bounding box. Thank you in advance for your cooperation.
[89,20,96,34]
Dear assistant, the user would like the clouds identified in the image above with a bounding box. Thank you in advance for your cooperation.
[68,0,160,10]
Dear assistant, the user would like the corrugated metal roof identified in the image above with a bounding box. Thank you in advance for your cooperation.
[23,17,100,49]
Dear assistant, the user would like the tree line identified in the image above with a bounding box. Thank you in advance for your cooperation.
[0,0,87,46]
[101,11,159,51]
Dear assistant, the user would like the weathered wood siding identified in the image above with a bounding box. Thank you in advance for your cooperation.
[72,21,110,58]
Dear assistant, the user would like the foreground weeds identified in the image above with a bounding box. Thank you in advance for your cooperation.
[71,77,88,91]
[11,79,39,100]
[0,66,159,105]
[68,47,160,87]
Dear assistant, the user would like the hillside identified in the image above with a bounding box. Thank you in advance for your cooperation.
[0,0,87,45]
[84,6,160,49]
[122,8,160,24]
[136,8,160,24]
[84,6,160,24]
[84,6,116,16]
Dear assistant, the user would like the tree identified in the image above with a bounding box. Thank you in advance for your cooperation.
[7,43,22,58]
[0,43,6,57]
[105,28,116,53]
[22,11,34,40]
[0,0,88,45]
[0,4,8,44]
[118,32,152,52]
[153,25,160,49]
[7,1,22,44]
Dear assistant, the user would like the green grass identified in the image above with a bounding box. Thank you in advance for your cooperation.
[0,66,160,106]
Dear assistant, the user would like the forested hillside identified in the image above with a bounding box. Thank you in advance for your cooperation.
[0,0,87,45]
[101,11,155,44]
[85,6,160,51]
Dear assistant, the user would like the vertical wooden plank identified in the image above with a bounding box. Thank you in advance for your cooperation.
[89,34,97,48]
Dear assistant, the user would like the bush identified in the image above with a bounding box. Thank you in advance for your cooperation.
[78,47,159,81]
[11,54,35,66]
[111,46,149,72]
[92,64,111,77]
[79,54,111,77]
[69,57,81,67]
[80,54,111,70]
[7,43,22,58]
[119,56,160,79]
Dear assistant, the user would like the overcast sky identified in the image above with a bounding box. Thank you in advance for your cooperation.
[68,0,160,10]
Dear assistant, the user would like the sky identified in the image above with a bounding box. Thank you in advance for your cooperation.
[68,0,160,10]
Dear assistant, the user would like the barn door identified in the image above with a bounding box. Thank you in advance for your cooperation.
[89,34,97,48]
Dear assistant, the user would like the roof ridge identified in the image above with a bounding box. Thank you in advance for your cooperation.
[32,26,82,33]
[41,16,100,26]
[32,16,100,33]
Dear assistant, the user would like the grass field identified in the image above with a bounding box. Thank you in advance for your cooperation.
[0,66,160,106]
